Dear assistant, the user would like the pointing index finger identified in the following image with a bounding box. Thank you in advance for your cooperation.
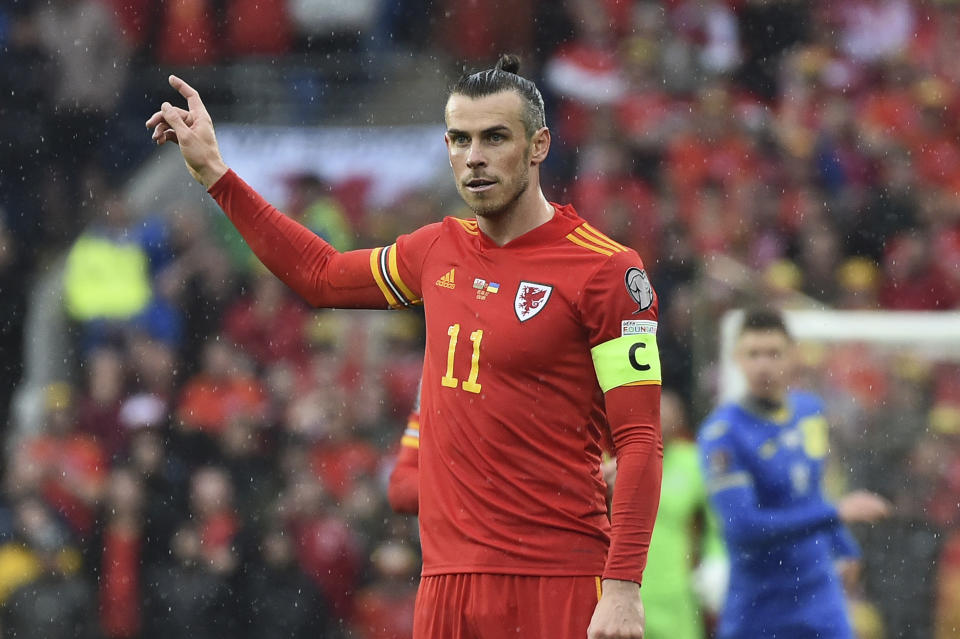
[169,74,208,116]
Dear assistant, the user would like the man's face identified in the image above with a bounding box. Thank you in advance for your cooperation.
[735,329,793,400]
[444,91,536,217]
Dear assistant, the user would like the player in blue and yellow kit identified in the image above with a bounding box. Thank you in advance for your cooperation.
[698,309,891,639]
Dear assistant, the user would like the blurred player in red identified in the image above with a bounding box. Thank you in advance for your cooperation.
[388,380,421,516]
[147,55,662,639]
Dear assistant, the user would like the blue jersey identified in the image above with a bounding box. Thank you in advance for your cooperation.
[697,391,859,639]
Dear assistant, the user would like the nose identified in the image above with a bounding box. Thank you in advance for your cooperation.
[465,142,486,169]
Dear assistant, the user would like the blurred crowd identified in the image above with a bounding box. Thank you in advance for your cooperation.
[2,0,960,637]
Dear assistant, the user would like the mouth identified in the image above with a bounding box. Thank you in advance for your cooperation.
[465,177,497,193]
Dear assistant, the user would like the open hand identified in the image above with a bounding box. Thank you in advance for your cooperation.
[145,75,229,188]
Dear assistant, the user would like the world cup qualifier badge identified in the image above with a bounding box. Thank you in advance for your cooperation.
[624,267,654,313]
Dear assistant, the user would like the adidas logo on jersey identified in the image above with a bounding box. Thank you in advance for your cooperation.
[436,269,456,289]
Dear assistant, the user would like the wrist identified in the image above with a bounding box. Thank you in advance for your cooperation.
[199,158,229,190]
[600,578,640,596]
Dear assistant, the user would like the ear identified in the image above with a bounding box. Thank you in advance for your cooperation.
[529,127,551,166]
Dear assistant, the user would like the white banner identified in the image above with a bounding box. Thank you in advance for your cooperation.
[216,123,450,207]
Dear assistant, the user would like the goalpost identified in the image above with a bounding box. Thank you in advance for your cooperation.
[717,310,960,402]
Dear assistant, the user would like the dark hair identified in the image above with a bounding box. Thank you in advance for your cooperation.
[739,307,791,339]
[450,54,547,138]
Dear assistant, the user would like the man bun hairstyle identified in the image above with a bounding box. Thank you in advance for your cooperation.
[450,53,547,138]
[739,307,792,340]
[496,54,521,74]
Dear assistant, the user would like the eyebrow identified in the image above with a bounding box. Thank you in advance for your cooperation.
[446,125,512,137]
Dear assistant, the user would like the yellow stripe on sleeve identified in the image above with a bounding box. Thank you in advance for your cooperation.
[566,232,614,256]
[401,435,420,449]
[583,222,630,252]
[387,243,419,304]
[595,576,603,601]
[369,248,401,308]
[574,226,625,254]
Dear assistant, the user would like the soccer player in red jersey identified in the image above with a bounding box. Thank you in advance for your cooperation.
[147,55,662,639]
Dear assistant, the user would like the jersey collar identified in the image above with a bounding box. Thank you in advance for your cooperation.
[475,203,583,251]
[738,394,794,425]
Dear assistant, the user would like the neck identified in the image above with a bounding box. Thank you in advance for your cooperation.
[475,186,554,246]
[745,391,786,413]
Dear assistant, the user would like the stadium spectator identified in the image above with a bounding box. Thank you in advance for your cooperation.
[878,231,959,310]
[285,174,357,251]
[224,270,312,368]
[175,337,267,439]
[14,383,107,538]
[75,347,128,461]
[63,187,153,339]
[0,498,95,639]
[155,0,220,66]
[33,0,130,237]
[142,525,237,639]
[283,473,363,621]
[243,526,335,639]
[94,467,147,639]
[352,540,419,639]
[224,0,292,58]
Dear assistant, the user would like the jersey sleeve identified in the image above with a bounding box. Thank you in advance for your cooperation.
[578,250,661,393]
[579,250,663,584]
[828,523,861,560]
[698,420,840,550]
[208,170,438,309]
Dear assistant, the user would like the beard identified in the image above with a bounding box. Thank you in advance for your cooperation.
[469,168,530,218]
[457,148,532,218]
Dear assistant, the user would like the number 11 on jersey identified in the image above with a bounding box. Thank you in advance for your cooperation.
[441,323,483,393]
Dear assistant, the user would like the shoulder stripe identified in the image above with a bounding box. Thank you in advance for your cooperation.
[370,248,401,308]
[387,243,420,304]
[575,226,626,254]
[566,232,614,256]
[582,222,629,252]
[454,218,479,235]
[400,435,420,449]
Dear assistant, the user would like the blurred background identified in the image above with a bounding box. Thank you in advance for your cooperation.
[1,0,959,637]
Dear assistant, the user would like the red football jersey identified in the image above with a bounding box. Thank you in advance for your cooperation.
[372,210,657,577]
[210,172,662,582]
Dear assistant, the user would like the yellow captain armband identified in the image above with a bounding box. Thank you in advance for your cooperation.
[590,333,662,393]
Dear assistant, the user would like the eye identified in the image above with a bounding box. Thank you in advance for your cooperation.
[489,132,505,143]
[452,134,469,146]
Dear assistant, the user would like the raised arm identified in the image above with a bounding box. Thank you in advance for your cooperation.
[146,76,429,310]
[146,75,228,189]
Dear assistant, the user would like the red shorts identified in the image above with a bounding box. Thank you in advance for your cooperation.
[413,573,602,639]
